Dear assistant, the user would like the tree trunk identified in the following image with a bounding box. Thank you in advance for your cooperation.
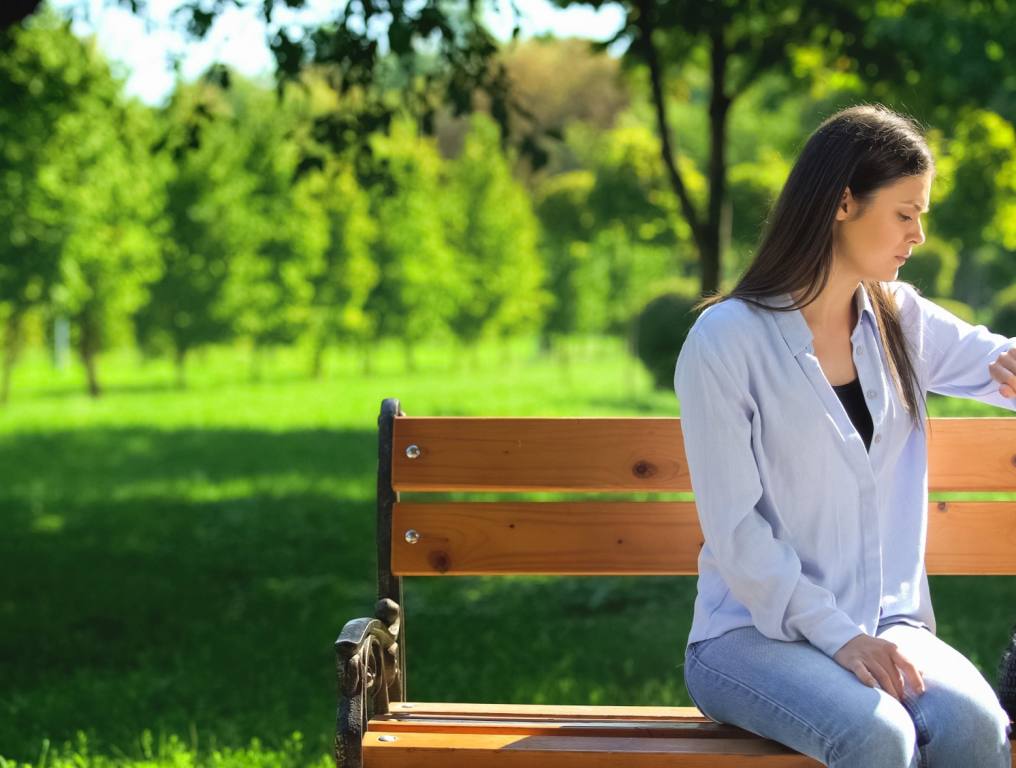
[703,26,732,296]
[174,345,188,389]
[635,0,706,279]
[79,314,101,398]
[0,311,22,405]
[311,336,327,379]
[635,0,734,298]
[250,343,262,383]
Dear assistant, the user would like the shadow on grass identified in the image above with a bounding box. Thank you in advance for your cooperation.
[5,424,1014,763]
[0,427,380,761]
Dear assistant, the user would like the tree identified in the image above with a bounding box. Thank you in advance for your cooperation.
[134,77,247,386]
[364,120,463,372]
[47,92,166,396]
[291,159,379,378]
[214,77,309,376]
[1,10,164,398]
[444,114,549,351]
[0,13,74,401]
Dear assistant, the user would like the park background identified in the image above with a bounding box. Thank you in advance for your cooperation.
[3,0,1016,765]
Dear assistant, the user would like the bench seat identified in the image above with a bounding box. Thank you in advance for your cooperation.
[365,702,820,766]
[365,702,1016,766]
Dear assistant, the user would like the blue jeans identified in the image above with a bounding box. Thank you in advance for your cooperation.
[684,622,1012,767]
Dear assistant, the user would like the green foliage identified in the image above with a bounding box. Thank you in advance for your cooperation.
[927,297,976,324]
[934,109,1016,308]
[216,80,307,351]
[990,284,1016,338]
[535,123,690,341]
[36,25,165,394]
[365,120,462,347]
[134,81,245,375]
[0,10,164,395]
[634,282,701,391]
[444,114,550,342]
[290,159,378,375]
[901,235,959,298]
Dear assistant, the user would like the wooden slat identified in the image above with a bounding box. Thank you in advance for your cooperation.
[362,730,823,767]
[392,501,1016,576]
[392,417,689,492]
[366,704,1016,766]
[927,418,1016,491]
[392,417,1016,493]
[392,501,700,575]
[375,702,743,739]
[385,702,710,719]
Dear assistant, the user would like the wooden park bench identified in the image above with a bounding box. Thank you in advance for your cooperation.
[335,397,1016,767]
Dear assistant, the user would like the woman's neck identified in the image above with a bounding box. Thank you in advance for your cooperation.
[792,277,860,338]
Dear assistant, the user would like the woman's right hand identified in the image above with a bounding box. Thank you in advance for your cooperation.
[833,633,926,700]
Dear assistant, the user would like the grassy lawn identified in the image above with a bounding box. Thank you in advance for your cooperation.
[1,335,1014,766]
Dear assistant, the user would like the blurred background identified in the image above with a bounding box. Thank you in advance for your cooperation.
[2,0,1016,765]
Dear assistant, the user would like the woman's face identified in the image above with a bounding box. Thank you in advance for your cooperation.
[832,171,932,283]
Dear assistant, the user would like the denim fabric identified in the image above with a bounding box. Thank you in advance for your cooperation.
[684,622,1012,767]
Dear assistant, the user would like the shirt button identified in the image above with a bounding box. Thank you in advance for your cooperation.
[866,390,876,399]
[873,433,882,443]
[855,348,863,357]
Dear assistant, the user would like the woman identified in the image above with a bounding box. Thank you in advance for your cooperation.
[674,103,1016,767]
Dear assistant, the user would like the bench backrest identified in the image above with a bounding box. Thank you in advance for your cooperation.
[381,402,1016,578]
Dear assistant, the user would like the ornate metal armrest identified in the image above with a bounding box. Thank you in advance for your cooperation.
[335,598,402,768]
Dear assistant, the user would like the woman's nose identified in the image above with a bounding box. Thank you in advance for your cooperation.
[911,219,926,246]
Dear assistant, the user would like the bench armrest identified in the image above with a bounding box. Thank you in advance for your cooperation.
[335,598,402,768]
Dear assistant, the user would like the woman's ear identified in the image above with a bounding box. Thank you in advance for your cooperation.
[835,187,854,221]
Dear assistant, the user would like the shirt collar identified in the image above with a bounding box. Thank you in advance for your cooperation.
[761,282,877,357]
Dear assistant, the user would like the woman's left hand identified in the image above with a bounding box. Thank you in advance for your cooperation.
[990,347,1016,398]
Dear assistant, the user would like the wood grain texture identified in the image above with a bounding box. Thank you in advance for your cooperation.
[362,730,823,767]
[392,501,1016,575]
[391,417,1016,492]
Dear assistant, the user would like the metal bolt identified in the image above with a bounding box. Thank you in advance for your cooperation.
[406,444,421,459]
[405,529,420,544]
[378,735,397,743]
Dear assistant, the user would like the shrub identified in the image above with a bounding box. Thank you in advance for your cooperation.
[634,284,701,391]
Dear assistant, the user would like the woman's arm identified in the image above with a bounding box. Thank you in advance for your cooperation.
[897,283,1016,408]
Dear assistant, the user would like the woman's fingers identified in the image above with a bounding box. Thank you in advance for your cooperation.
[891,648,926,695]
[990,349,1016,397]
[859,658,903,700]
[851,661,879,689]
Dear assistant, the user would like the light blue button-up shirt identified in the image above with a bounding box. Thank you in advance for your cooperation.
[673,280,1016,658]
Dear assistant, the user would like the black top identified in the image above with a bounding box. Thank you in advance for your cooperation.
[832,377,873,451]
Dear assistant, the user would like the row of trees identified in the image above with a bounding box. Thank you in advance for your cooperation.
[6,5,1016,400]
[2,12,703,399]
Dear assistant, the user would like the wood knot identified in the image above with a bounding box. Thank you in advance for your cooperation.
[632,460,657,479]
[428,551,450,574]
[937,502,948,512]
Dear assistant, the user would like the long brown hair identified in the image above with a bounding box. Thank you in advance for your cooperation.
[696,104,932,431]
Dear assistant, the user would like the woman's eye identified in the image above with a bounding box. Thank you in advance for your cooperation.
[898,214,913,222]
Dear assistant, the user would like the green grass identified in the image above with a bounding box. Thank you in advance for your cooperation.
[1,335,1014,766]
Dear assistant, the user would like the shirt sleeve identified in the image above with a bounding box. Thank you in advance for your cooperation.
[899,284,1016,410]
[674,326,863,657]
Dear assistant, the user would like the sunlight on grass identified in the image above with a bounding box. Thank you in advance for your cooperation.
[1,335,1014,766]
